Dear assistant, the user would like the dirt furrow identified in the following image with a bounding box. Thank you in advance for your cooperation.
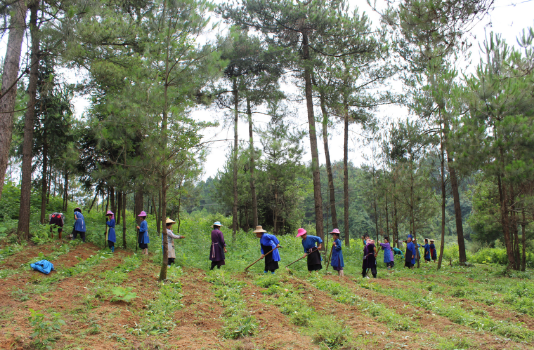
[339,277,527,349]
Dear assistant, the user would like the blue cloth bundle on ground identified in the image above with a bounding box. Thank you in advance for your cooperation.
[30,260,54,274]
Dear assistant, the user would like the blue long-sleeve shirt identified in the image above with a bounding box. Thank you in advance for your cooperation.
[331,238,344,267]
[106,219,116,242]
[139,220,149,244]
[260,233,281,262]
[302,235,323,253]
[424,243,430,260]
[74,212,86,232]
[407,241,417,265]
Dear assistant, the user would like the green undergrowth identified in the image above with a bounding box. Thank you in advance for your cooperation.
[130,266,184,336]
[16,249,112,297]
[0,242,26,263]
[306,275,417,332]
[390,275,534,319]
[1,241,82,279]
[205,271,258,339]
[357,278,534,342]
[253,274,352,349]
[84,254,143,306]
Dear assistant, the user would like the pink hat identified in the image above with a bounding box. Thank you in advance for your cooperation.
[138,211,147,217]
[106,210,113,216]
[329,228,340,234]
[296,228,307,237]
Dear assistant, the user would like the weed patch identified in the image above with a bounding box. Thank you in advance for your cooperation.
[206,271,258,339]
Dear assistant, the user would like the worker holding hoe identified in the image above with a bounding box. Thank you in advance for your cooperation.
[296,228,323,272]
[254,225,281,274]
[164,218,184,267]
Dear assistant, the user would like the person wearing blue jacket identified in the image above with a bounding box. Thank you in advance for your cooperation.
[328,228,344,276]
[297,228,323,272]
[73,208,86,242]
[404,235,417,269]
[136,211,149,255]
[254,225,280,274]
[424,238,431,262]
[105,210,116,253]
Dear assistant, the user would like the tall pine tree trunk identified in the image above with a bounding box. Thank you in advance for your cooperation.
[134,190,143,223]
[385,193,389,238]
[393,186,398,248]
[521,209,526,272]
[498,176,515,268]
[442,121,467,264]
[320,91,338,229]
[116,190,122,225]
[246,97,258,227]
[40,142,48,224]
[110,186,115,215]
[17,0,40,238]
[438,128,446,270]
[302,31,324,243]
[122,192,127,248]
[0,0,28,199]
[63,170,69,211]
[343,108,350,247]
[232,79,239,241]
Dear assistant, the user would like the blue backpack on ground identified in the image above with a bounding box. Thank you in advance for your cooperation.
[30,260,54,274]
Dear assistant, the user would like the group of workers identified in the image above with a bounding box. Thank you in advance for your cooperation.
[50,208,438,276]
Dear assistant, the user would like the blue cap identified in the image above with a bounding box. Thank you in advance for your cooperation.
[407,235,413,239]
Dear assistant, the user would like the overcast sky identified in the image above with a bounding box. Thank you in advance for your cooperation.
[2,0,534,182]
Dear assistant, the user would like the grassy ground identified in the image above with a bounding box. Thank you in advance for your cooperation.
[0,216,533,349]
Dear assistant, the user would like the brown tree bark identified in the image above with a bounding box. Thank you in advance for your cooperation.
[302,31,324,243]
[88,192,98,213]
[40,142,48,224]
[497,175,515,269]
[134,190,143,224]
[0,0,28,199]
[122,191,127,249]
[443,127,467,264]
[510,184,520,270]
[521,209,526,272]
[319,91,338,230]
[232,78,239,241]
[153,195,160,234]
[63,170,69,211]
[116,190,122,225]
[110,186,115,215]
[246,97,258,227]
[385,193,389,238]
[438,129,446,270]
[343,108,350,247]
[17,0,40,238]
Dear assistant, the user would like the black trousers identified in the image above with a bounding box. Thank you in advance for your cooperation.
[72,230,86,242]
[210,261,222,270]
[168,258,175,265]
[362,266,377,278]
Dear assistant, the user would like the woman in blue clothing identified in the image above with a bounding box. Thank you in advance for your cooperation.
[424,238,431,262]
[404,235,417,269]
[73,207,86,242]
[296,228,323,272]
[105,210,116,253]
[254,225,280,274]
[136,211,149,255]
[328,228,344,276]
